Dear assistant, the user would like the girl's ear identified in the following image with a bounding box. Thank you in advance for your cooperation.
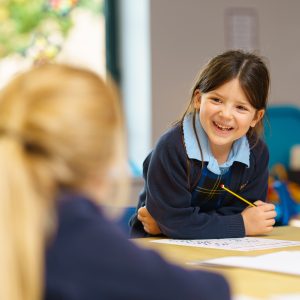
[193,89,201,110]
[250,109,265,127]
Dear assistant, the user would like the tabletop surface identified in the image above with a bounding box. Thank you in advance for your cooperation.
[133,226,300,299]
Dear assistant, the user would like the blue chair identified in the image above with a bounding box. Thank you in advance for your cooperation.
[264,105,300,169]
[264,105,300,225]
[116,161,141,236]
[273,180,300,225]
[116,207,136,236]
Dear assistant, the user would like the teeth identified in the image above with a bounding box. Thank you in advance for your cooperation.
[214,122,232,130]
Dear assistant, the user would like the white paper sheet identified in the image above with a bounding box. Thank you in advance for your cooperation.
[151,237,300,251]
[270,294,300,300]
[190,251,300,276]
[233,294,300,300]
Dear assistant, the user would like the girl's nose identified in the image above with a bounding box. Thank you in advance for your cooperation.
[219,106,233,119]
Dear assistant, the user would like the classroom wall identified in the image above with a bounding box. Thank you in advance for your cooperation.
[150,0,300,144]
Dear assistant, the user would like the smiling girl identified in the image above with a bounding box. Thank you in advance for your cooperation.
[130,50,276,239]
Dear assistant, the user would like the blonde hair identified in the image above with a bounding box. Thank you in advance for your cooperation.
[0,64,127,300]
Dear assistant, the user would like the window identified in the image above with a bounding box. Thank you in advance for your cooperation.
[0,0,105,87]
[119,0,151,176]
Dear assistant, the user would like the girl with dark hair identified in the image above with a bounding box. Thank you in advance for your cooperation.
[130,50,276,239]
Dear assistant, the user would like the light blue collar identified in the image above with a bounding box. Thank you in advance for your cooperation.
[182,114,250,175]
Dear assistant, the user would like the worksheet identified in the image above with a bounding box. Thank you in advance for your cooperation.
[151,237,300,251]
[191,251,300,276]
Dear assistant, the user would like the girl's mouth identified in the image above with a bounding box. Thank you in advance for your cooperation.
[213,121,233,131]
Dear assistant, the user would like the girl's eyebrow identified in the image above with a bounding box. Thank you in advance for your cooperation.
[231,100,252,108]
[235,100,251,106]
[209,91,224,98]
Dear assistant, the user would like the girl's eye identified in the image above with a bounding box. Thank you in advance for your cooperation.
[211,98,221,103]
[236,105,248,111]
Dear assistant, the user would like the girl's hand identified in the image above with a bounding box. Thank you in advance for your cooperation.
[241,200,277,236]
[137,206,162,235]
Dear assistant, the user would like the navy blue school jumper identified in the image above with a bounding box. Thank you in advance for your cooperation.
[45,194,230,300]
[130,121,269,239]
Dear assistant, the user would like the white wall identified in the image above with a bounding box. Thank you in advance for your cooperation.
[150,0,300,143]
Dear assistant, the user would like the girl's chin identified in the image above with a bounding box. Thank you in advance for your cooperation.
[208,135,234,147]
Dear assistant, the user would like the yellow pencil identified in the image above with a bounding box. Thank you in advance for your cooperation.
[220,184,256,207]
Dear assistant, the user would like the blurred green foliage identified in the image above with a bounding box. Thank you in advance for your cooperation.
[0,0,103,58]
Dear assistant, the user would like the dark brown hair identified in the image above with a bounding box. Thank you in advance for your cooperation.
[182,50,270,137]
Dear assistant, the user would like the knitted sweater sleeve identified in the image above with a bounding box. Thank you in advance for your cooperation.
[146,126,245,239]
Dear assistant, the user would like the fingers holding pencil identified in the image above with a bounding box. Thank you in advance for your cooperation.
[220,185,277,235]
[241,205,277,235]
[241,201,277,235]
[253,200,276,211]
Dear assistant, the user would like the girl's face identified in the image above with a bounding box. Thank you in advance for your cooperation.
[194,78,264,158]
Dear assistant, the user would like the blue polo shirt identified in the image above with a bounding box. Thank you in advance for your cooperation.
[183,113,250,175]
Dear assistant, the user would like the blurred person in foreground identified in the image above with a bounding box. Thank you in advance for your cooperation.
[0,64,231,300]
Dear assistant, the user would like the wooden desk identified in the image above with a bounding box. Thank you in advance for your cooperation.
[134,226,300,299]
